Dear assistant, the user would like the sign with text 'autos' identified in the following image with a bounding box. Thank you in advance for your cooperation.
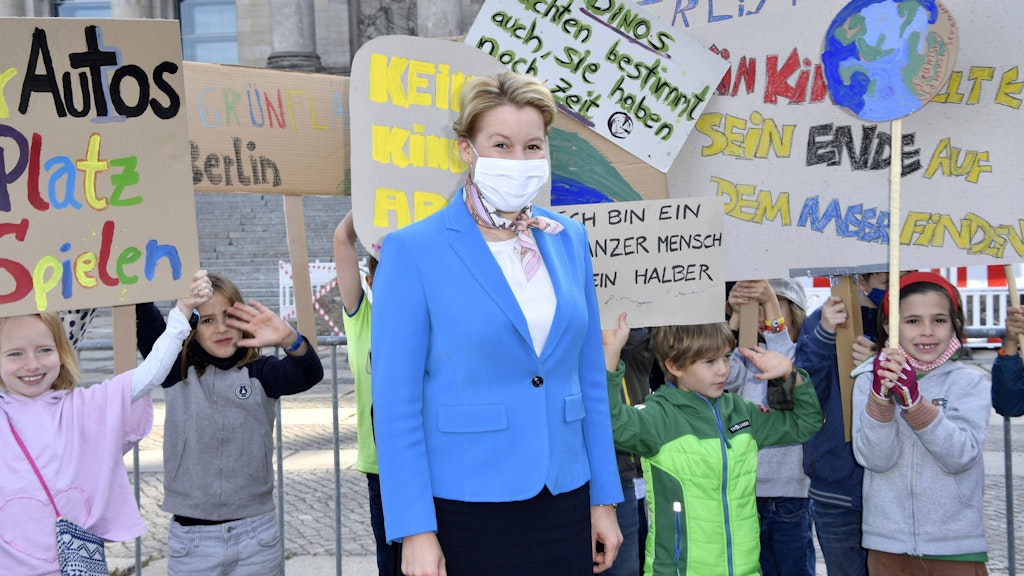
[465,0,729,172]
[0,18,199,316]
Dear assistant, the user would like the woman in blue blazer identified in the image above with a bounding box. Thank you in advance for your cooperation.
[371,71,623,576]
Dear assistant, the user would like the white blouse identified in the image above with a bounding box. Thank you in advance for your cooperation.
[487,237,557,355]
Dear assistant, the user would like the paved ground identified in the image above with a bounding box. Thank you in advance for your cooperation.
[74,315,1022,576]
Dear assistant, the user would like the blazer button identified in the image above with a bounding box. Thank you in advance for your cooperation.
[531,376,544,387]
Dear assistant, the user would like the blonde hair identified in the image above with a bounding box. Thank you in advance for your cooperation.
[0,313,81,392]
[785,298,806,340]
[452,71,557,140]
[652,323,735,383]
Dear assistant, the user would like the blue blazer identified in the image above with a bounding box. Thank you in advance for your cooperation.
[371,196,622,542]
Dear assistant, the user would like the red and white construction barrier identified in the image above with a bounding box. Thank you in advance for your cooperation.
[279,261,342,335]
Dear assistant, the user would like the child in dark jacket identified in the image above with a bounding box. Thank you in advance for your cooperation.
[794,271,885,576]
[138,272,324,575]
[992,304,1024,417]
[603,314,823,576]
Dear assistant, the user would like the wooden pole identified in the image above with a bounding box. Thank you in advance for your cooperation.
[284,195,317,342]
[887,118,902,346]
[738,301,760,350]
[112,306,137,374]
[832,276,862,442]
[1006,265,1023,351]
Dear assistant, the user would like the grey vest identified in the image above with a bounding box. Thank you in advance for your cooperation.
[161,364,278,520]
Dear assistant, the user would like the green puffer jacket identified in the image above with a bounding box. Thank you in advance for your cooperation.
[607,363,823,576]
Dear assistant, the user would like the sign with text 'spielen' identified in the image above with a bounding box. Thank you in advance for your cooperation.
[0,19,200,316]
[465,0,729,172]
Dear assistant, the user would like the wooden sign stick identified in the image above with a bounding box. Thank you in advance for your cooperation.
[738,301,760,350]
[832,276,863,442]
[284,195,317,343]
[887,118,903,347]
[1006,265,1023,352]
[112,306,138,375]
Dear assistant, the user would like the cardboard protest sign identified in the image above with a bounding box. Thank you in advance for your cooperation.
[559,198,724,329]
[185,62,351,196]
[0,18,200,316]
[465,0,729,172]
[349,36,508,252]
[655,0,1023,279]
[349,35,666,255]
[640,0,806,30]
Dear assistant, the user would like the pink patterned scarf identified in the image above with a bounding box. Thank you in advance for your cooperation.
[898,337,962,373]
[463,178,563,281]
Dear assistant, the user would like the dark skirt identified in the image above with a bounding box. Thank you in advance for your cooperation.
[434,483,592,576]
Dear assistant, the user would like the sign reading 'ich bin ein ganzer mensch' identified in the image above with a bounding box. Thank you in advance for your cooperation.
[465,0,729,173]
[0,18,200,316]
[559,197,724,330]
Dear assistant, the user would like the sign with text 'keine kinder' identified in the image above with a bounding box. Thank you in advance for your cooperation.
[465,0,729,172]
[349,36,510,255]
[185,62,351,196]
[560,197,724,329]
[0,19,200,316]
[350,35,667,254]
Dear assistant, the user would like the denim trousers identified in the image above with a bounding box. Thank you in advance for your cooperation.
[167,510,282,576]
[367,473,403,576]
[812,500,868,576]
[757,496,815,576]
[604,479,641,576]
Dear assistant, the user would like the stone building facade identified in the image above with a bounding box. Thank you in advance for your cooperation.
[1,0,483,74]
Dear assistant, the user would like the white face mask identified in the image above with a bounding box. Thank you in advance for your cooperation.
[469,143,549,212]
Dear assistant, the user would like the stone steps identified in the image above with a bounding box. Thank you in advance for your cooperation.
[191,193,351,313]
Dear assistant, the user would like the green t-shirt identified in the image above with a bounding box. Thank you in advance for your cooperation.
[343,294,377,474]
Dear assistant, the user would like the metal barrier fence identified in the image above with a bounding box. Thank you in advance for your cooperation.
[80,334,1017,576]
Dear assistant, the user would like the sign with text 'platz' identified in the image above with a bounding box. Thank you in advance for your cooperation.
[0,18,200,316]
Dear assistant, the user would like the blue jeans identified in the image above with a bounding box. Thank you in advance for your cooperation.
[604,479,640,576]
[167,510,282,576]
[812,500,867,576]
[757,496,815,576]
[368,473,403,576]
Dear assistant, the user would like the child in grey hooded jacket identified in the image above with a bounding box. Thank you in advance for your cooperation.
[852,272,989,575]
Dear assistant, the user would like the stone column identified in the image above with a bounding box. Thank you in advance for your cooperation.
[1,0,26,17]
[109,0,156,18]
[266,0,322,72]
[417,0,462,39]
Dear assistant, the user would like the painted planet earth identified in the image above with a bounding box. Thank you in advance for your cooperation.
[822,0,957,121]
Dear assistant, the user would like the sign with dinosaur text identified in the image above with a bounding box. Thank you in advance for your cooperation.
[0,18,199,315]
[465,0,729,172]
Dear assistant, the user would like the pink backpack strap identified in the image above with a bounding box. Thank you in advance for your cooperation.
[6,417,62,517]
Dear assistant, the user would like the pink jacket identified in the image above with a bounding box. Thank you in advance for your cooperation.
[0,373,152,575]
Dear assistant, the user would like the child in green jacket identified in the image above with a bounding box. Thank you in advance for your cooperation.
[602,314,823,576]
